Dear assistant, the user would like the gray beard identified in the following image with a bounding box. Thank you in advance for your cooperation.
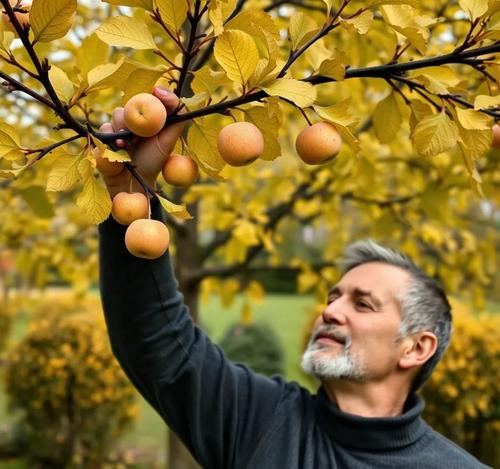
[300,327,366,381]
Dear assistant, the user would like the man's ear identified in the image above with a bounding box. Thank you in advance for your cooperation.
[398,332,438,370]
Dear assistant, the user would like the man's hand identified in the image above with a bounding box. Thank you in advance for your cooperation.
[97,87,185,197]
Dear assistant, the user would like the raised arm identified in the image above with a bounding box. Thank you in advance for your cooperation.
[97,90,288,468]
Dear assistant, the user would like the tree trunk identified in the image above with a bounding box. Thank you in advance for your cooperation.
[167,195,201,469]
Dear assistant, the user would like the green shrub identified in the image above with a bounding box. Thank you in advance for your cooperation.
[219,321,284,376]
[4,293,138,468]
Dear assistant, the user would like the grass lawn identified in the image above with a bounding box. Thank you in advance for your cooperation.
[0,292,317,467]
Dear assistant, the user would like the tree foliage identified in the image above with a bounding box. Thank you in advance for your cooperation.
[0,0,498,312]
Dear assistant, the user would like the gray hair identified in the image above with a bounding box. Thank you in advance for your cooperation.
[340,240,452,392]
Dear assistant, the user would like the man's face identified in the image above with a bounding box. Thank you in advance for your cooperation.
[301,262,411,382]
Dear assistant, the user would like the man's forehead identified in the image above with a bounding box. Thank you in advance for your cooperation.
[334,262,411,298]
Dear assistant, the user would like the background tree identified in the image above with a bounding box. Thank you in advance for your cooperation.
[0,0,499,467]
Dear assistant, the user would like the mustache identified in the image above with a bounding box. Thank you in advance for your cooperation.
[311,325,351,348]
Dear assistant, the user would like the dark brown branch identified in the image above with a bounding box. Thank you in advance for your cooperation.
[0,70,57,112]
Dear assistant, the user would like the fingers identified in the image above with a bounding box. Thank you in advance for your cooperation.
[153,86,181,114]
[110,107,128,148]
[153,87,187,155]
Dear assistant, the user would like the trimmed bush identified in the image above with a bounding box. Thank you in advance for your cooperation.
[219,321,284,376]
[4,294,138,468]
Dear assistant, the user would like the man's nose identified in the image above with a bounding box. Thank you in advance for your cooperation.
[321,300,347,325]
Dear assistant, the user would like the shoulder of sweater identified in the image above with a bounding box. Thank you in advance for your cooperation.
[422,425,491,468]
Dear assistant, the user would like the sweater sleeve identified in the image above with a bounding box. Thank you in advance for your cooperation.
[98,200,287,469]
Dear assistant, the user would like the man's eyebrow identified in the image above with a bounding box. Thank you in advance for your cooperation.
[353,288,383,308]
[327,285,383,308]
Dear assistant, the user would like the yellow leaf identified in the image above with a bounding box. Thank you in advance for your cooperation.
[95,17,157,50]
[191,66,232,94]
[214,30,259,85]
[0,123,20,157]
[157,195,192,220]
[318,51,346,81]
[373,92,402,143]
[187,117,225,177]
[241,302,253,325]
[46,152,83,192]
[459,0,488,19]
[261,78,316,108]
[313,102,361,153]
[381,5,430,54]
[366,0,419,5]
[48,65,74,103]
[245,280,264,303]
[76,34,109,78]
[313,101,358,127]
[233,219,260,246]
[219,279,240,307]
[181,93,210,111]
[411,112,459,157]
[122,68,165,103]
[474,94,500,110]
[19,186,55,218]
[87,57,126,91]
[76,175,112,225]
[208,0,236,36]
[156,0,189,34]
[98,148,131,163]
[30,0,76,43]
[288,12,319,50]
[0,30,14,54]
[455,108,491,130]
[103,0,153,8]
[244,104,282,161]
[340,10,374,35]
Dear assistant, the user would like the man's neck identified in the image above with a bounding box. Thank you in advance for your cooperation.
[323,378,410,418]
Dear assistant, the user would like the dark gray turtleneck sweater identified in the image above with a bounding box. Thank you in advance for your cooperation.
[99,202,489,469]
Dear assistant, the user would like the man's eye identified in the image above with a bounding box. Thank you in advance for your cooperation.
[356,301,371,309]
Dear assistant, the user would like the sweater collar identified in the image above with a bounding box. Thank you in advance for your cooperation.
[317,387,427,451]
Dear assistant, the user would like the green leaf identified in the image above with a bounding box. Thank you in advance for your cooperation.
[76,175,112,225]
[19,186,55,218]
[157,195,192,220]
[95,17,157,50]
[48,65,74,103]
[260,78,316,108]
[155,0,189,34]
[30,0,77,43]
[411,112,459,157]
[373,92,402,143]
[214,30,260,85]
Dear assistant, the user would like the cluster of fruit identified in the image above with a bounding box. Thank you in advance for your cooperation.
[94,91,343,260]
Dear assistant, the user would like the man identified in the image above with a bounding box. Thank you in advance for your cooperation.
[98,87,488,468]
